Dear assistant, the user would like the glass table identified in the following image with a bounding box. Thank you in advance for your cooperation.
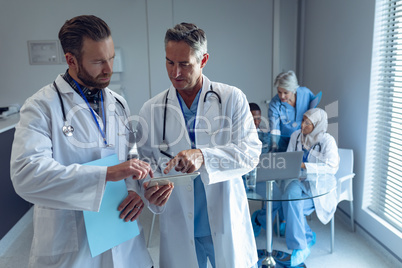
[247,174,337,268]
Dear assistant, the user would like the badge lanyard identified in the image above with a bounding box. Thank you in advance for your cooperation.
[73,80,108,146]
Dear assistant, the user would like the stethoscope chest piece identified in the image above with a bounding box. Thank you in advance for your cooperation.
[62,124,74,137]
[159,141,169,153]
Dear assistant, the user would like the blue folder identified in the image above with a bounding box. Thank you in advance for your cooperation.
[309,91,322,109]
[83,154,140,257]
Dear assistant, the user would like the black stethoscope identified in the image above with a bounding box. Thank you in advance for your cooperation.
[295,132,322,152]
[54,81,75,137]
[54,81,131,143]
[158,84,221,158]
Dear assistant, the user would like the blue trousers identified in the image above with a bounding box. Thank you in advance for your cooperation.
[255,180,315,249]
[195,236,216,268]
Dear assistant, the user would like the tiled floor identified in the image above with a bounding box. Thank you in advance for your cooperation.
[0,202,400,268]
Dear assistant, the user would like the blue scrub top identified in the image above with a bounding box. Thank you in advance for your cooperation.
[258,129,270,154]
[176,90,212,237]
[268,86,314,138]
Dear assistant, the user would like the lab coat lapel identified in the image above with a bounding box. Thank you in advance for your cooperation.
[167,85,186,126]
[197,77,222,138]
[166,86,191,152]
[55,75,87,108]
[198,76,213,118]
[103,89,118,149]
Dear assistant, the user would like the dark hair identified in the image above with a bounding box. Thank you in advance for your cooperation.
[249,102,261,111]
[164,22,207,62]
[58,15,111,61]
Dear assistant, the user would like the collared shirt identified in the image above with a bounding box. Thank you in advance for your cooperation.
[62,70,102,115]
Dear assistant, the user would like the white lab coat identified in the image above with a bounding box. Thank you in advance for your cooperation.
[135,75,261,268]
[287,129,339,224]
[10,75,152,268]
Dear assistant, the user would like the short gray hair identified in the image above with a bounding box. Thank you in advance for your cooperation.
[164,22,207,63]
[274,70,299,93]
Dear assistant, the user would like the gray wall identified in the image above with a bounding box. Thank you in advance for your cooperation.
[302,0,401,260]
[2,0,400,261]
[0,0,274,117]
[0,0,275,236]
[0,0,150,117]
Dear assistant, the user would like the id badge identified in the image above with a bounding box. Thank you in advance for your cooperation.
[101,146,116,159]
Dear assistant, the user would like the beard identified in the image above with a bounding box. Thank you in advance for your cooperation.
[77,61,112,89]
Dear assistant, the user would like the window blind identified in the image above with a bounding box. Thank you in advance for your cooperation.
[367,0,402,233]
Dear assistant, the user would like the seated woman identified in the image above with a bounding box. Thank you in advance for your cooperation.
[276,108,339,267]
[252,108,339,266]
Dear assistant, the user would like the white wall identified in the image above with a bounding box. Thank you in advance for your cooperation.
[0,0,151,116]
[171,0,274,116]
[0,0,274,118]
[302,0,402,260]
[6,0,398,261]
[278,0,298,76]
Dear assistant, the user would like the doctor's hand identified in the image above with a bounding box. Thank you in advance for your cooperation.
[106,159,153,182]
[143,182,174,206]
[270,142,278,152]
[163,149,204,174]
[118,191,144,222]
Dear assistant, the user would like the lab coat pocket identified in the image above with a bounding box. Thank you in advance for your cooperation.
[32,207,78,256]
[196,116,230,148]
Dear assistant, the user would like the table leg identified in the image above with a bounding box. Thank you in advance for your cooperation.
[262,180,276,268]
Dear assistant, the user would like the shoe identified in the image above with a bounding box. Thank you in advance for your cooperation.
[290,247,311,267]
[272,250,308,268]
[251,210,262,237]
[279,221,286,236]
[273,221,286,237]
[308,232,316,248]
[272,250,291,267]
[257,249,266,259]
[288,264,307,268]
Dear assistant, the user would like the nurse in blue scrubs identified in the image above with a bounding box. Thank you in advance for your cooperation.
[268,70,315,152]
[252,71,318,240]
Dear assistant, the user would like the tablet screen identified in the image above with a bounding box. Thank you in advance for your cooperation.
[147,172,200,188]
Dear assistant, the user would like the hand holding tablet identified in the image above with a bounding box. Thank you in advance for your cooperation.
[146,172,200,188]
[143,173,201,206]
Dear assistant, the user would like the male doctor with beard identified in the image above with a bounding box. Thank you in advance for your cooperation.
[135,23,261,268]
[10,15,171,268]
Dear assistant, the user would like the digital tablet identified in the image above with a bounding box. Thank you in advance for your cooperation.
[146,172,200,188]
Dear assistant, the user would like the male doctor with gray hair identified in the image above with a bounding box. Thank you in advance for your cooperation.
[136,22,261,268]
